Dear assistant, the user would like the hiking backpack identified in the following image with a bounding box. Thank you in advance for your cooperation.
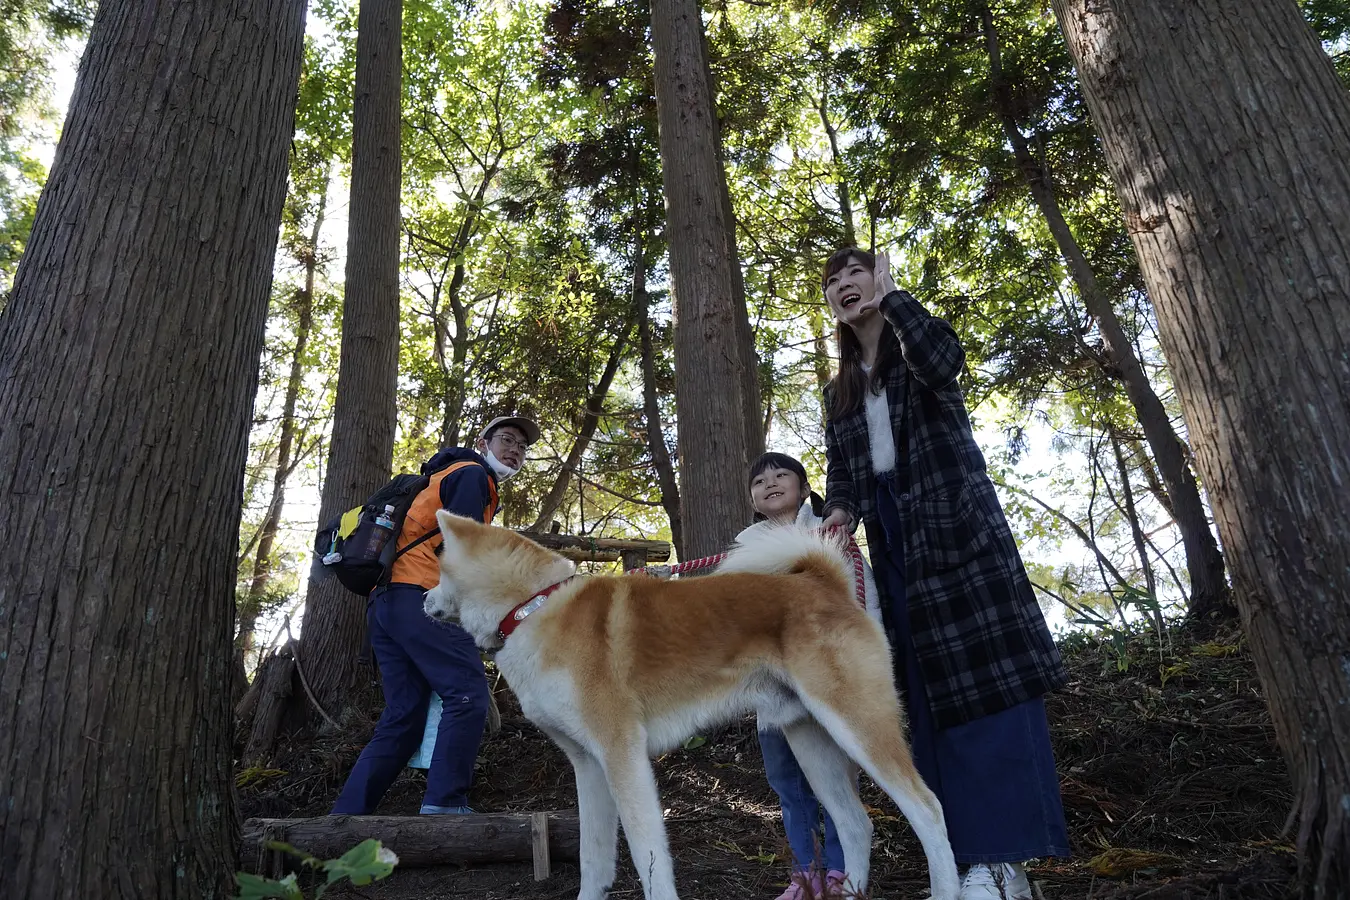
[314,464,453,596]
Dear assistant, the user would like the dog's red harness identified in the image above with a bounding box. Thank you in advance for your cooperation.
[496,578,576,643]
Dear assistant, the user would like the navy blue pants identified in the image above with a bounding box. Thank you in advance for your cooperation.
[875,474,1070,863]
[331,584,489,814]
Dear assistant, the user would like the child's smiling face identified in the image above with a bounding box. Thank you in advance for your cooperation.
[750,467,807,521]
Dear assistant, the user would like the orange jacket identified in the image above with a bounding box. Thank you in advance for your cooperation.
[390,459,498,589]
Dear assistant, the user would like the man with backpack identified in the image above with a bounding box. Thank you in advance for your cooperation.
[330,415,539,816]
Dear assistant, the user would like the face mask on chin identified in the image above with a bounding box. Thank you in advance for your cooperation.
[483,447,520,482]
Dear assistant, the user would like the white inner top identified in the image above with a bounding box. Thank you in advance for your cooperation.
[859,362,896,475]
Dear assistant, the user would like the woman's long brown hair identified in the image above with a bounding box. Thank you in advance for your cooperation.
[823,247,900,420]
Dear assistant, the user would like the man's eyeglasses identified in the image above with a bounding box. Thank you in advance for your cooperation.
[492,432,531,452]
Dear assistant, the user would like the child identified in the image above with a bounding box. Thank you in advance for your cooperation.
[737,451,879,900]
[819,248,1069,899]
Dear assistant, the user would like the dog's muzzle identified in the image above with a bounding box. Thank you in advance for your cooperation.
[423,588,458,622]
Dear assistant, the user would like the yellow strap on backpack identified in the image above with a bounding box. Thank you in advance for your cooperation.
[339,506,363,539]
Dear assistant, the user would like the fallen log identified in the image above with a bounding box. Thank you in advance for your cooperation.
[239,811,581,872]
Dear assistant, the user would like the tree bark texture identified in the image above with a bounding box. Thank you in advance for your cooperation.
[236,647,283,730]
[242,648,297,768]
[981,4,1231,623]
[0,1,306,896]
[300,0,403,722]
[651,0,758,559]
[1050,0,1350,891]
[637,255,685,560]
[697,23,763,465]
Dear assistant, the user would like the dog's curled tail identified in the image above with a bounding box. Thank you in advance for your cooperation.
[716,523,856,599]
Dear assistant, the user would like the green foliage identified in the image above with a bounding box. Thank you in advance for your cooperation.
[233,839,398,900]
[810,0,1139,409]
[0,0,93,135]
[0,147,42,302]
[3,0,1310,619]
[1302,0,1350,85]
[0,1,95,300]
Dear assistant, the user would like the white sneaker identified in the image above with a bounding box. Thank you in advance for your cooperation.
[959,862,1031,900]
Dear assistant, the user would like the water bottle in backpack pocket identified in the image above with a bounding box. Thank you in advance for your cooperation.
[315,473,435,595]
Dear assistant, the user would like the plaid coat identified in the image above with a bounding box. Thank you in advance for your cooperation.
[823,290,1065,729]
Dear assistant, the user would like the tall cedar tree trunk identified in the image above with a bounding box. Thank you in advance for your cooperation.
[1050,0,1350,891]
[724,181,763,464]
[237,188,328,672]
[652,0,758,558]
[0,1,305,895]
[637,260,685,559]
[699,25,764,465]
[980,5,1232,622]
[300,0,403,722]
[529,326,631,532]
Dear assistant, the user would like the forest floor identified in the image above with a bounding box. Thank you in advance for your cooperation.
[237,620,1299,899]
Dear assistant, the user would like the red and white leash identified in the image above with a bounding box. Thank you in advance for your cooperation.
[500,527,868,643]
[623,525,867,609]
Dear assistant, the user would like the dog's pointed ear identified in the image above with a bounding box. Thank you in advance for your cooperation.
[436,509,464,559]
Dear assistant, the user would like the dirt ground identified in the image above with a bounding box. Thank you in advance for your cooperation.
[237,622,1298,899]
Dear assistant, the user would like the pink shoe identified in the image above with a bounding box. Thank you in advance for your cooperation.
[824,870,850,897]
[773,871,825,900]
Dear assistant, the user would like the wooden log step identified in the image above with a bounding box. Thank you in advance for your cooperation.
[521,531,672,562]
[239,812,580,871]
[553,547,623,563]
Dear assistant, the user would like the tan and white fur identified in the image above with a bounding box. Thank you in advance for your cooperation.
[425,510,958,900]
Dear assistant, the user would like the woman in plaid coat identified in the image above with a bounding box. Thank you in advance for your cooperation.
[819,247,1069,899]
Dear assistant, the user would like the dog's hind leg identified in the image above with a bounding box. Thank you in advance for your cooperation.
[784,634,960,900]
[552,732,618,900]
[780,717,873,893]
[797,689,960,900]
[598,731,678,900]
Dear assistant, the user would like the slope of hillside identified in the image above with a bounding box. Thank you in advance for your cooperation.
[238,622,1295,899]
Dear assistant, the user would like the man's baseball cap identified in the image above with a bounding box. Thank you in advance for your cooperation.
[480,415,540,445]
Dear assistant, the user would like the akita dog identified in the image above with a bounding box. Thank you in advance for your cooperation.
[424,510,959,900]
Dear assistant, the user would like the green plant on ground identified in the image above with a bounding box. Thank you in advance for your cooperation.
[233,838,398,899]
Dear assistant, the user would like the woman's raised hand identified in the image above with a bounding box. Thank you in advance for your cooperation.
[873,251,897,303]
